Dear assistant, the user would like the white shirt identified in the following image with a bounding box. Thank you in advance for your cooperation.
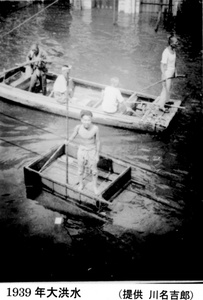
[161,47,176,71]
[53,75,67,94]
[102,86,124,113]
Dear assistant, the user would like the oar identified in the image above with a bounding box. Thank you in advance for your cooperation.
[0,59,52,77]
[137,99,185,110]
[127,74,187,103]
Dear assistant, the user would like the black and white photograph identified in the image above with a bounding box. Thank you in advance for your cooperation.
[0,0,202,297]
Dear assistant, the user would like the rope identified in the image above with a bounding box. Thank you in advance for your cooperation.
[0,0,59,39]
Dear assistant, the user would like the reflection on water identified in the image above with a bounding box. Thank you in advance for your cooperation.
[0,1,202,281]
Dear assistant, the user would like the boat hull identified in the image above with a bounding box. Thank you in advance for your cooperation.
[24,143,184,221]
[0,67,182,133]
[24,143,133,221]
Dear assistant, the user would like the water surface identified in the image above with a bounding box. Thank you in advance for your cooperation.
[0,1,202,281]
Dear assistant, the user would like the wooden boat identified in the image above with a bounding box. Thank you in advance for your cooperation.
[24,143,183,222]
[0,64,183,133]
[24,143,134,222]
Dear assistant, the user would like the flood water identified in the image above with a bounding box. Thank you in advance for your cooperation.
[0,1,202,282]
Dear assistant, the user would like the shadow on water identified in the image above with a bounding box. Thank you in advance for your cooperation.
[0,1,202,281]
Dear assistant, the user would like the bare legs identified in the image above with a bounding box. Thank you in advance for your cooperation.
[77,148,99,195]
[77,173,98,195]
[92,173,99,195]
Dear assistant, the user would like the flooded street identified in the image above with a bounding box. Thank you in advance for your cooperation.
[0,1,202,281]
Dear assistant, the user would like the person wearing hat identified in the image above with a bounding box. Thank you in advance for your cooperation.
[26,43,49,95]
[156,35,178,111]
[53,65,74,104]
[65,109,100,195]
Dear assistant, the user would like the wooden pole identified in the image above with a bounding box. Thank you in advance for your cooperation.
[113,0,118,25]
[127,74,187,102]
[154,0,163,32]
[66,95,69,184]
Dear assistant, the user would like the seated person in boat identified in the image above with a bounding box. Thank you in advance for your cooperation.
[155,36,178,111]
[101,77,125,113]
[65,110,100,195]
[52,65,74,104]
[26,43,49,95]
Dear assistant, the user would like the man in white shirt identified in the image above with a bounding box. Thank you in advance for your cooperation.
[157,36,178,111]
[53,65,73,104]
[102,77,125,113]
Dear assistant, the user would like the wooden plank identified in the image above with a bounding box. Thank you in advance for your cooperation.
[57,156,77,169]
[42,160,78,186]
[10,74,30,88]
[48,154,118,194]
[102,166,131,200]
[4,70,22,83]
[42,177,54,191]
[97,171,118,194]
[24,167,42,199]
[91,98,103,108]
[39,144,63,173]
[53,182,67,196]
[98,170,118,181]
[39,156,112,206]
[58,152,121,181]
[27,145,62,172]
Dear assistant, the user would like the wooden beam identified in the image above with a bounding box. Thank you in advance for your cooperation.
[39,144,63,173]
[102,166,131,200]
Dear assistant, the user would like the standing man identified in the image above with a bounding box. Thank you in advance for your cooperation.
[26,43,48,95]
[157,36,178,111]
[53,65,74,104]
[65,110,100,195]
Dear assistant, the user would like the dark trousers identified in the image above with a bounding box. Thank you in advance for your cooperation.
[29,69,47,95]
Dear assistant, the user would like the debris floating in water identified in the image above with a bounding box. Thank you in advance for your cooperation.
[55,217,63,225]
